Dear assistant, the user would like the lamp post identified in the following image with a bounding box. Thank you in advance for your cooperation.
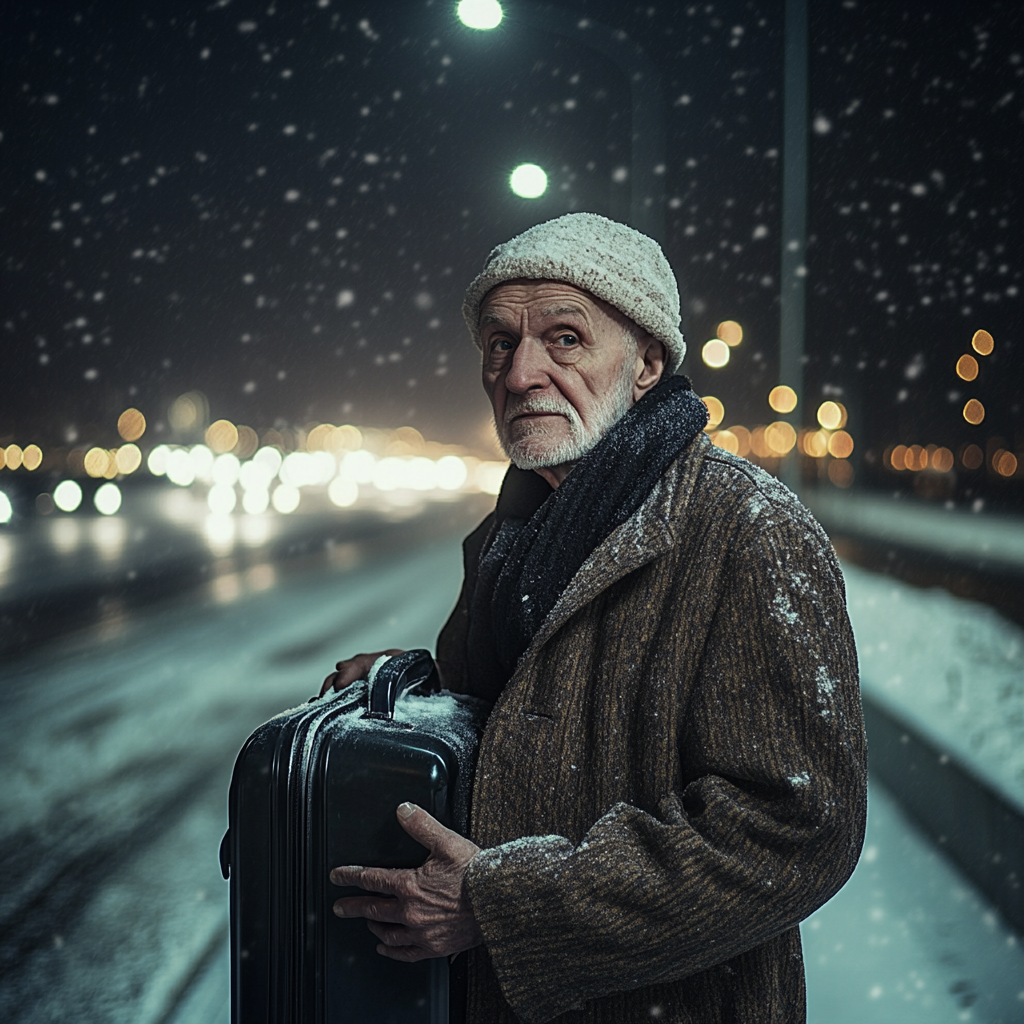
[457,1,667,242]
[779,0,808,491]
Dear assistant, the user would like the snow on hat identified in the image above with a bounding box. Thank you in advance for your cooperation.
[462,212,686,372]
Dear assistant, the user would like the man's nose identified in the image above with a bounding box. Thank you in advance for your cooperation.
[504,338,551,394]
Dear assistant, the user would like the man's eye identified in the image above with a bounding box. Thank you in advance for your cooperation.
[555,333,578,347]
[491,339,513,352]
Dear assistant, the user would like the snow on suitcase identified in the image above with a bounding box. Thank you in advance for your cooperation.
[220,649,488,1024]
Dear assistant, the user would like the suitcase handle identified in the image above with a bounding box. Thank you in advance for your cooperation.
[366,649,440,720]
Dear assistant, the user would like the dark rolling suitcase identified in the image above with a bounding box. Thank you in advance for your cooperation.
[220,650,489,1024]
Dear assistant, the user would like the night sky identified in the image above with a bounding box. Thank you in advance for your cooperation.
[2,0,1021,501]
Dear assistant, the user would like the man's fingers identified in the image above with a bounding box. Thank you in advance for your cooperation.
[333,895,404,923]
[396,803,474,861]
[330,864,402,896]
[325,649,406,694]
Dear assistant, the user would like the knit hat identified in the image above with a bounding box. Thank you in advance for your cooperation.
[462,212,685,372]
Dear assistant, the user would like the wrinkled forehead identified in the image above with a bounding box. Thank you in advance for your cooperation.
[478,278,623,328]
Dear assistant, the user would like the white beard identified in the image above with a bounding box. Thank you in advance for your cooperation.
[496,353,636,470]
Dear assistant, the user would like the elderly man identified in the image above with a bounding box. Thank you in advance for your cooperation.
[325,213,868,1024]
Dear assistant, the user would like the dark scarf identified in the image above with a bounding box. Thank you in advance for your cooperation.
[466,374,709,702]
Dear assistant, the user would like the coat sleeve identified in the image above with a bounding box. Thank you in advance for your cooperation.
[464,503,868,1023]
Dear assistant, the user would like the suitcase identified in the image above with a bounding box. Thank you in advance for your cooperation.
[220,650,490,1024]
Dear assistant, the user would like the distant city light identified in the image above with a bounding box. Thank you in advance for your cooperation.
[963,398,985,425]
[971,329,994,356]
[994,450,1018,477]
[22,445,43,471]
[328,477,359,507]
[53,480,83,512]
[117,408,147,442]
[816,401,843,430]
[242,488,270,515]
[272,484,300,514]
[94,482,122,516]
[207,483,238,515]
[114,444,142,475]
[768,386,798,414]
[702,339,730,368]
[827,430,854,459]
[712,429,739,454]
[148,445,171,475]
[4,445,23,471]
[701,396,725,429]
[509,163,548,199]
[84,447,111,478]
[166,449,197,486]
[956,354,979,381]
[716,320,743,347]
[0,492,11,524]
[765,421,797,455]
[206,419,239,454]
[828,461,854,488]
[961,444,984,470]
[456,0,503,30]
[436,455,468,490]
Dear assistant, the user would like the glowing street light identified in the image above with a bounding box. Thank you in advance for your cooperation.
[509,163,548,198]
[456,0,503,30]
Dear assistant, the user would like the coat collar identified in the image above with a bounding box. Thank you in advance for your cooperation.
[518,431,712,665]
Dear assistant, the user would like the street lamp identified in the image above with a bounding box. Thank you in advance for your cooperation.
[456,0,503,31]
[509,163,548,198]
[455,2,666,241]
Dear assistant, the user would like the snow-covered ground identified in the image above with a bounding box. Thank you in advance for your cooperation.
[843,562,1024,811]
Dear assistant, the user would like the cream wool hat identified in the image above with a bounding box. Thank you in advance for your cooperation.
[461,212,686,372]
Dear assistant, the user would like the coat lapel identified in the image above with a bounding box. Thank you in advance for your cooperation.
[520,433,711,663]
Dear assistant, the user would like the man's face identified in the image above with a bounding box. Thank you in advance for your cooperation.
[479,280,639,471]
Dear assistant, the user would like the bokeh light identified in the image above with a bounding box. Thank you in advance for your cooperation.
[716,320,743,347]
[242,488,270,515]
[53,480,83,512]
[207,483,238,515]
[971,329,994,356]
[456,0,503,30]
[828,431,854,459]
[701,396,725,429]
[206,419,239,454]
[94,482,122,516]
[117,408,146,442]
[816,401,843,430]
[272,484,300,514]
[702,338,730,368]
[768,386,798,414]
[328,477,359,507]
[147,445,171,475]
[712,430,739,454]
[765,421,797,455]
[730,425,751,457]
[84,447,111,478]
[0,492,12,524]
[5,445,23,471]
[960,444,984,470]
[931,447,955,473]
[956,354,979,381]
[22,445,43,471]
[166,449,197,487]
[963,399,985,425]
[168,391,207,432]
[436,455,469,490]
[828,461,854,488]
[115,444,142,475]
[804,430,829,459]
[994,450,1018,478]
[509,163,548,199]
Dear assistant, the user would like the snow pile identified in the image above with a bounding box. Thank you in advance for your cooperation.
[843,563,1024,809]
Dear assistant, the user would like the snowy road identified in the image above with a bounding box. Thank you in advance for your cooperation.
[1,522,1022,1023]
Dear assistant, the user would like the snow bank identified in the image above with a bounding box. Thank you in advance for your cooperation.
[843,563,1024,810]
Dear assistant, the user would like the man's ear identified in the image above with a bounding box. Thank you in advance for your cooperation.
[634,335,666,401]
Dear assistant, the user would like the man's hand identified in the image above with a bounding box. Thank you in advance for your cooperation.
[330,803,483,961]
[320,649,404,697]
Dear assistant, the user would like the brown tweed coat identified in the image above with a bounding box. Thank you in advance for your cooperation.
[436,431,868,1024]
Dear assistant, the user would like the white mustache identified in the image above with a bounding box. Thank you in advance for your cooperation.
[503,395,576,426]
